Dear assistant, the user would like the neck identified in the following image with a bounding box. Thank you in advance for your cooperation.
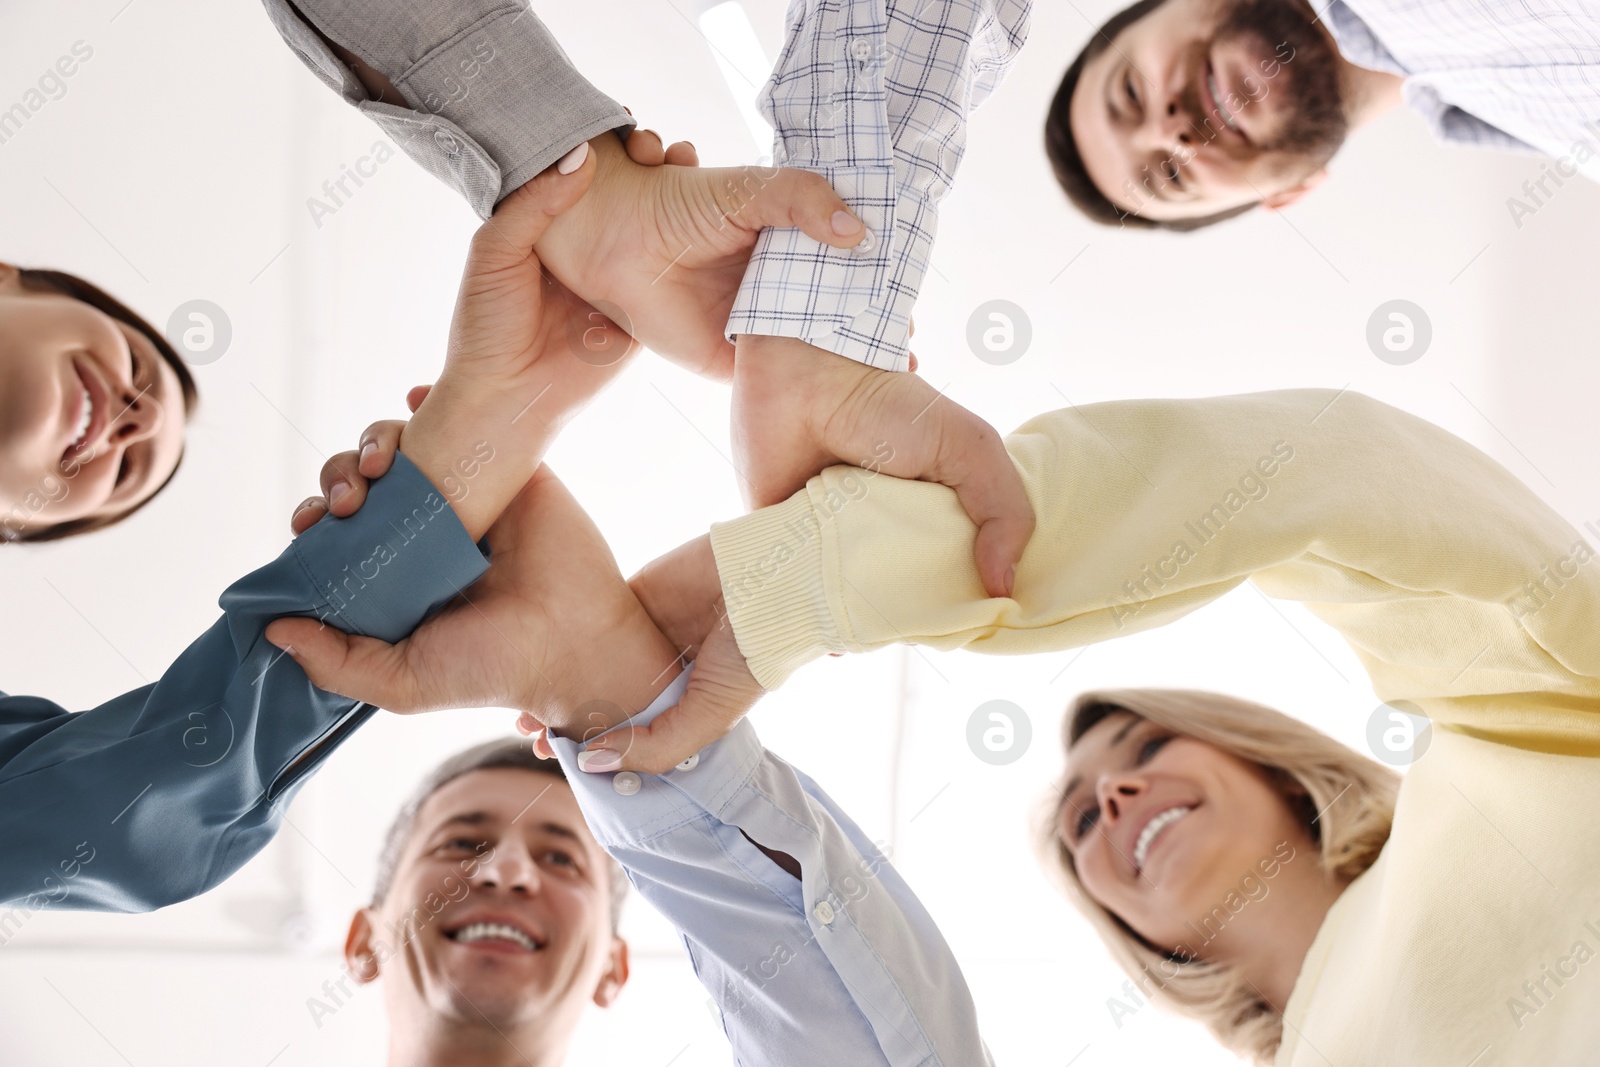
[386,1014,567,1067]
[1323,27,1405,129]
[1199,861,1351,1013]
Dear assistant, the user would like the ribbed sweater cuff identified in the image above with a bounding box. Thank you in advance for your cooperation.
[709,491,847,691]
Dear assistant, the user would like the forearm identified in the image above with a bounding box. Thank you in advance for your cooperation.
[264,0,634,216]
[712,390,1600,739]
[728,0,1030,369]
[0,454,488,911]
[547,677,990,1066]
[538,598,684,742]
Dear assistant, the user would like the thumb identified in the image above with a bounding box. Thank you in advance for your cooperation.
[727,166,866,250]
[930,404,1036,599]
[579,628,763,775]
[265,617,423,712]
[473,141,597,264]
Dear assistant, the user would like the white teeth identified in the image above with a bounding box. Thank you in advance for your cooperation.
[1209,74,1240,131]
[450,921,538,950]
[1133,806,1192,872]
[70,387,92,449]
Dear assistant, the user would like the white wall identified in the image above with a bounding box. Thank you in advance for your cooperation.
[1,0,1596,1064]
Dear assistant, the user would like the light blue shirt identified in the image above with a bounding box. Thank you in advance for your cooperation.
[1316,0,1600,177]
[0,453,489,916]
[549,667,992,1067]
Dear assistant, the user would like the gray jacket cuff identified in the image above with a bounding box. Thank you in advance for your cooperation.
[262,0,635,218]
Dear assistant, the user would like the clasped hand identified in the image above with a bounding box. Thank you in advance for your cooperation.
[267,120,1035,773]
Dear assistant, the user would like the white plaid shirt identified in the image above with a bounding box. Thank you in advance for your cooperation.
[1315,0,1600,178]
[726,0,1032,371]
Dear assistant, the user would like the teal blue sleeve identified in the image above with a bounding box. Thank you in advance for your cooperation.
[0,452,488,915]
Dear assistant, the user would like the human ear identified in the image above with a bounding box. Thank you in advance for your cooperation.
[592,937,631,1007]
[344,909,383,984]
[1261,167,1329,211]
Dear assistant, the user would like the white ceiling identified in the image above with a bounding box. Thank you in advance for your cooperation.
[1,0,1597,1064]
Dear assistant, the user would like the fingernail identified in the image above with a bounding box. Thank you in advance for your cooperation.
[1005,565,1016,598]
[831,209,862,235]
[360,441,377,463]
[293,497,324,516]
[578,748,623,773]
[556,142,589,175]
[328,482,350,506]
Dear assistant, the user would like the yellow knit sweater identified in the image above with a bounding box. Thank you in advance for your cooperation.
[709,389,1600,1065]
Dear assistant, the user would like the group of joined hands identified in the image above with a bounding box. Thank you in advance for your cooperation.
[263,125,1038,773]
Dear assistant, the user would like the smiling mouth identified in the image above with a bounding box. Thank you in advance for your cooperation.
[1133,805,1193,874]
[445,921,545,952]
[62,359,107,466]
[1201,60,1250,144]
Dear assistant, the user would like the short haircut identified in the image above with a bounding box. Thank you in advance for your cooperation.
[8,267,200,543]
[1043,0,1258,232]
[372,739,629,931]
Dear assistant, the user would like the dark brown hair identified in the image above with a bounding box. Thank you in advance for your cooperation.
[9,268,199,542]
[1044,0,1258,232]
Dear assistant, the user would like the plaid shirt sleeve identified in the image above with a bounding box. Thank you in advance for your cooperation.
[726,0,1031,371]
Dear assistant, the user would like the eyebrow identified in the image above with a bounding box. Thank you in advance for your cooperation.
[1061,715,1142,801]
[434,810,584,845]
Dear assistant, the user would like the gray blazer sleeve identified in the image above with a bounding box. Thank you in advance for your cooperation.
[261,0,635,218]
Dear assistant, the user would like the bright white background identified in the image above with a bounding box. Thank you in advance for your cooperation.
[0,0,1596,1064]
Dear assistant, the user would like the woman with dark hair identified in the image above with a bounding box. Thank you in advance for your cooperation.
[0,160,637,912]
[0,265,198,542]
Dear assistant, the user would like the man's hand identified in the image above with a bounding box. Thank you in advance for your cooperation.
[733,335,1034,599]
[535,132,867,382]
[265,467,682,731]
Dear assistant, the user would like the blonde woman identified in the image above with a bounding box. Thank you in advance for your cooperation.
[600,387,1600,1065]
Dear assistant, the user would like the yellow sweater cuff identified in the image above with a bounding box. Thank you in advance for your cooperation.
[709,490,845,691]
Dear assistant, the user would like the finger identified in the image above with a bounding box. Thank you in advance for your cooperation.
[477,141,598,264]
[907,351,919,373]
[290,497,328,537]
[319,450,367,519]
[265,618,423,711]
[406,384,431,414]
[356,419,407,479]
[932,408,1036,599]
[625,128,666,166]
[724,166,866,249]
[578,627,762,775]
[663,140,699,167]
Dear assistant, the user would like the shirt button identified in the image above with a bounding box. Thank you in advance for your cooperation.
[849,38,873,62]
[675,754,700,772]
[612,771,642,796]
[813,900,836,925]
[434,129,461,156]
[853,228,877,254]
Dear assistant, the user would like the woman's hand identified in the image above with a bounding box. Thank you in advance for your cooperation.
[289,386,429,536]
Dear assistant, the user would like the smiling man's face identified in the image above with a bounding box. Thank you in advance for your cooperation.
[1067,0,1349,223]
[347,767,628,1040]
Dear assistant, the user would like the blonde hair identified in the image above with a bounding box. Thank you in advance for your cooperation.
[1039,689,1399,1063]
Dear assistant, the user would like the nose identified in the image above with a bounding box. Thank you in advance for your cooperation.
[470,843,541,895]
[1095,773,1148,828]
[109,384,164,448]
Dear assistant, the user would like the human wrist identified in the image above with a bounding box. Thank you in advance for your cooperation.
[400,378,545,540]
[537,603,684,741]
